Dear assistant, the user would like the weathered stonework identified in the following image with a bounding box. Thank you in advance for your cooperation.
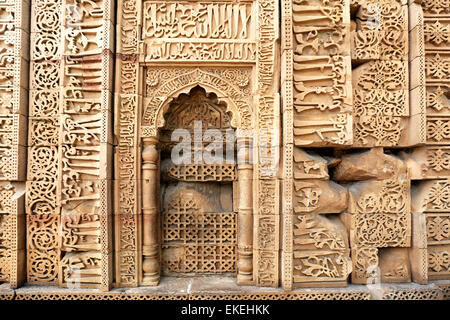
[0,0,449,300]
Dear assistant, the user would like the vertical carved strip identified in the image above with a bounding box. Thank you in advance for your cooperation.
[27,0,61,285]
[115,0,141,286]
[407,2,428,285]
[281,34,294,289]
[59,0,114,291]
[288,0,353,288]
[409,2,426,146]
[0,0,29,289]
[141,137,159,285]
[254,0,280,287]
[237,136,253,285]
[415,0,450,282]
[292,0,352,147]
[253,95,280,287]
[257,0,278,95]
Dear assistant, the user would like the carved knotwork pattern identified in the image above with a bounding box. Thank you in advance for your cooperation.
[428,247,450,275]
[427,86,450,113]
[351,0,409,148]
[355,116,403,146]
[27,215,59,251]
[26,181,58,216]
[351,213,410,248]
[352,30,406,61]
[27,250,59,284]
[32,2,61,60]
[356,0,406,32]
[355,180,408,214]
[426,54,450,81]
[425,148,450,173]
[422,0,450,15]
[427,118,450,143]
[353,64,407,146]
[424,21,450,46]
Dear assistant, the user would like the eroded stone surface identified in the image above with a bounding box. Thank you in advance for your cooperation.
[0,0,448,300]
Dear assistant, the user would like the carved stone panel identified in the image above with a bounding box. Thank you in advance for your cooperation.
[142,1,256,62]
[3,0,450,298]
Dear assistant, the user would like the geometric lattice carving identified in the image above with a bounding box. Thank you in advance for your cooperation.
[0,214,10,282]
[162,193,237,274]
[168,164,236,182]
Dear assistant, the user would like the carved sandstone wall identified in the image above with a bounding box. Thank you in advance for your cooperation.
[0,0,449,297]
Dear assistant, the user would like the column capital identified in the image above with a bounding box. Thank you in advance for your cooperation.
[143,136,159,146]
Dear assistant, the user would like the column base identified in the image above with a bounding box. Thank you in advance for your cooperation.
[141,277,160,287]
[237,275,254,286]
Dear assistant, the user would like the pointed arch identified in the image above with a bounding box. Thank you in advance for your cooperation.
[141,68,253,137]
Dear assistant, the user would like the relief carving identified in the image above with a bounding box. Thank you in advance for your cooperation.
[142,2,256,62]
[0,0,449,300]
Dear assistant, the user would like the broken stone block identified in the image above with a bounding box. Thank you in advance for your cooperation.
[333,148,407,182]
[293,148,329,180]
[294,180,348,214]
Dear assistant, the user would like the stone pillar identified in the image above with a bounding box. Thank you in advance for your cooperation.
[142,136,160,285]
[237,136,254,285]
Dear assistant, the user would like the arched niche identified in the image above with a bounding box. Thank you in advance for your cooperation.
[139,69,255,286]
[141,68,253,138]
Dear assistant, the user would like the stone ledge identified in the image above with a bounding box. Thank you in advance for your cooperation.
[433,280,450,300]
[0,278,448,300]
[0,283,14,300]
[372,283,444,300]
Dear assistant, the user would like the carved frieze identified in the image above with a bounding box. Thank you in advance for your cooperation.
[142,1,256,62]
